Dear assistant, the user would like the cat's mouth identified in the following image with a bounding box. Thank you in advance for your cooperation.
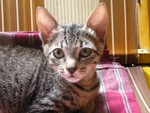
[61,73,83,83]
[67,76,82,83]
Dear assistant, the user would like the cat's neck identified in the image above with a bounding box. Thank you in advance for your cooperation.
[74,71,99,91]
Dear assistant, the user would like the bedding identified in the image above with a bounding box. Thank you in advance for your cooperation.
[95,62,141,113]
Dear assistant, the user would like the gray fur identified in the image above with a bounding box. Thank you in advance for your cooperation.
[0,24,103,113]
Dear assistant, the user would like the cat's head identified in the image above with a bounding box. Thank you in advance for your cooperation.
[36,3,108,83]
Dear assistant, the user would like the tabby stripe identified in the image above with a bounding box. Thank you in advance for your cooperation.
[26,68,37,92]
[93,50,101,56]
[67,85,80,97]
[89,82,100,91]
[83,57,95,64]
[55,101,64,108]
[80,40,83,47]
[42,74,48,93]
[60,41,63,48]
[14,73,19,83]
[38,103,54,108]
[1,100,6,112]
[18,84,24,108]
[75,39,78,45]
[62,98,78,110]
[47,52,52,58]
[74,83,86,91]
[48,99,67,111]
[76,31,80,39]
[65,39,68,45]
[62,95,73,101]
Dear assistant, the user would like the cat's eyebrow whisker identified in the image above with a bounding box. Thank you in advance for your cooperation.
[59,70,64,73]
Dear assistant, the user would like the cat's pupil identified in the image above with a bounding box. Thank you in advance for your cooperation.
[80,48,92,58]
[53,48,64,59]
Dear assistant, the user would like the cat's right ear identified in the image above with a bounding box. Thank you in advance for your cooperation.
[36,6,58,44]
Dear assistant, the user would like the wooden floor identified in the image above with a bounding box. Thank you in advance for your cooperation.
[127,66,150,113]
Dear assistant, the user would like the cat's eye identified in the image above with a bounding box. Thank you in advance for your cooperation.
[53,48,64,59]
[79,48,92,58]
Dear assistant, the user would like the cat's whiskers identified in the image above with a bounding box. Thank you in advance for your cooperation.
[59,69,65,73]
[44,70,58,75]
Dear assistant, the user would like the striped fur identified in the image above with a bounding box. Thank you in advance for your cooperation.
[0,23,102,113]
[0,3,108,113]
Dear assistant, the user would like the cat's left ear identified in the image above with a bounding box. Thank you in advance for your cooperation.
[85,3,109,41]
[36,6,59,45]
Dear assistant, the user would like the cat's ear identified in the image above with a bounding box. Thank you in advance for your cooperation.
[85,3,108,41]
[36,6,58,44]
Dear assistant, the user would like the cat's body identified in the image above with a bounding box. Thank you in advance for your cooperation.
[0,3,108,113]
[0,45,99,113]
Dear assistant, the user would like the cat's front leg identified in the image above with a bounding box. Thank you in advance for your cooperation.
[71,99,95,113]
[23,108,65,113]
[70,100,95,113]
[83,99,95,113]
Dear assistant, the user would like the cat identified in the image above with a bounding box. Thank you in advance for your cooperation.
[0,3,108,113]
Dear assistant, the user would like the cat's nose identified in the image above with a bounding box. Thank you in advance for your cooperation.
[66,67,77,74]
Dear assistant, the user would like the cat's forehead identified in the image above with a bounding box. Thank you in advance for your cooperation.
[62,23,82,34]
[43,23,102,56]
[53,23,97,49]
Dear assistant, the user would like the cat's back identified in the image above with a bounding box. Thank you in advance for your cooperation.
[0,45,44,76]
[0,45,45,113]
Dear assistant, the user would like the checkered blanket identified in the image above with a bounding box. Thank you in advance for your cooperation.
[95,62,141,113]
[0,32,141,113]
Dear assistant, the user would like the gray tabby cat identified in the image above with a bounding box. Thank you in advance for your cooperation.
[0,3,108,113]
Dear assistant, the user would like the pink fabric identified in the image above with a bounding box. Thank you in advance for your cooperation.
[95,62,141,113]
[0,31,42,49]
[14,32,41,48]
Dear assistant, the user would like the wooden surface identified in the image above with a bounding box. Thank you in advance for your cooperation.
[138,0,150,50]
[127,66,150,113]
[142,66,150,88]
[0,0,44,31]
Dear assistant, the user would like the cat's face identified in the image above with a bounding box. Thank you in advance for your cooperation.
[36,3,108,83]
[43,24,103,83]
